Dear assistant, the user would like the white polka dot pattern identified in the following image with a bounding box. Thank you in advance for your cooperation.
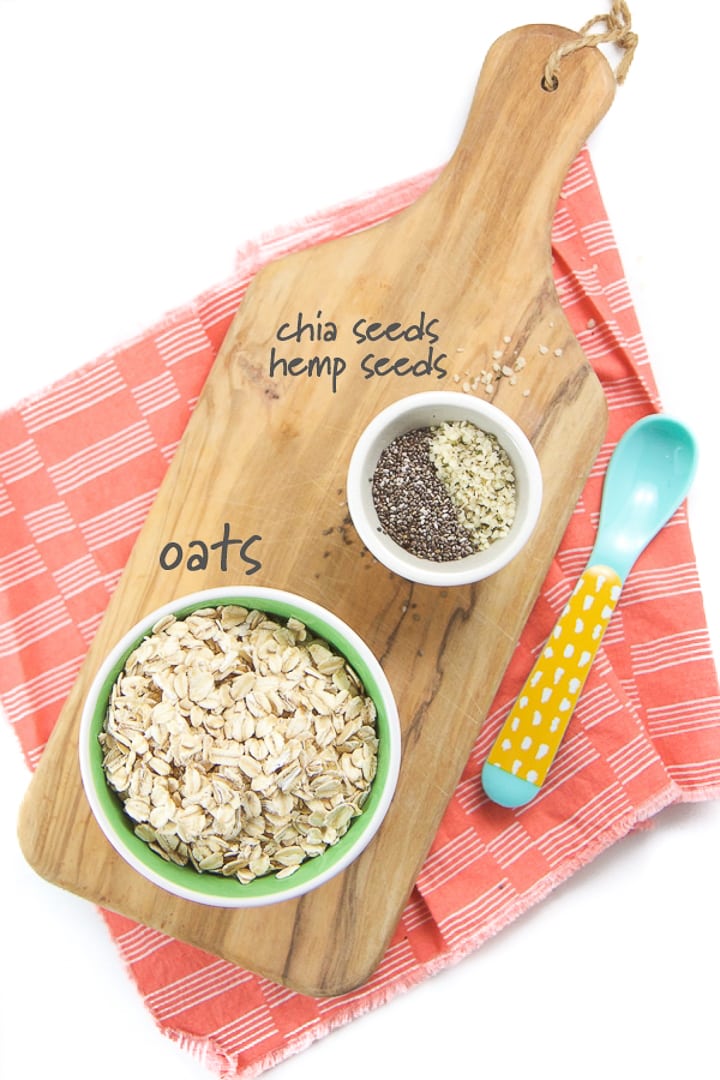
[486,564,623,789]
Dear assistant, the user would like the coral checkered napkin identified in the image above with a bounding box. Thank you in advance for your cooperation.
[2,148,719,1077]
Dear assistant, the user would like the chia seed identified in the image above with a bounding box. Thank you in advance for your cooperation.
[371,428,475,561]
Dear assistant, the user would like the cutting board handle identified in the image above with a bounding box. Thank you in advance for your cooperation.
[436,24,616,264]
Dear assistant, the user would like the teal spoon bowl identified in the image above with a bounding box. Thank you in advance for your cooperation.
[590,414,698,580]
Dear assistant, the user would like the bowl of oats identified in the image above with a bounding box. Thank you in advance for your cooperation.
[347,391,542,586]
[78,587,400,906]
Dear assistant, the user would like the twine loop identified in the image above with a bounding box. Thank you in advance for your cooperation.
[542,0,638,91]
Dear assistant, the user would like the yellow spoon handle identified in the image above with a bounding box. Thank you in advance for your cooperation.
[483,564,622,806]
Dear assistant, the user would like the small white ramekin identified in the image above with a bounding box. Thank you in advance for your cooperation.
[346,391,543,587]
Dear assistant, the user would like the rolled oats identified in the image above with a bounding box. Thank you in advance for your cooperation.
[100,606,379,884]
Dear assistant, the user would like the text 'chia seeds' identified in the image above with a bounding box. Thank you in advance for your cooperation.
[371,420,517,562]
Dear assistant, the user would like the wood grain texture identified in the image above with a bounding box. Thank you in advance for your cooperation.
[18,25,615,996]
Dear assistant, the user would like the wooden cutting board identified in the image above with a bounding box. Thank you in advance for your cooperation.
[18,24,615,996]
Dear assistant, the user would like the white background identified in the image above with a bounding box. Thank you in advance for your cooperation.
[1,2,718,1078]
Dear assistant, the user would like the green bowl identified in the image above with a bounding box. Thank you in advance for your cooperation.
[78,587,401,907]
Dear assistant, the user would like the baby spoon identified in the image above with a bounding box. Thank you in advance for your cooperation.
[482,414,698,809]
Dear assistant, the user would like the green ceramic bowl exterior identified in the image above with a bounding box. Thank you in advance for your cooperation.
[79,588,401,907]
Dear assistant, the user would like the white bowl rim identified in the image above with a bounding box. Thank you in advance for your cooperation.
[346,391,543,586]
[78,586,401,907]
